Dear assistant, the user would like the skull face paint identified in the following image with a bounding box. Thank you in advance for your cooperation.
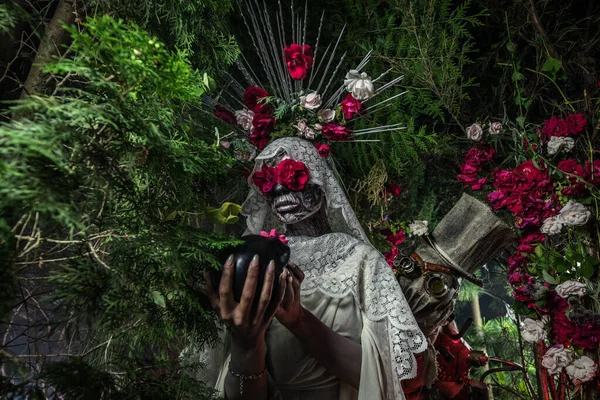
[268,183,324,224]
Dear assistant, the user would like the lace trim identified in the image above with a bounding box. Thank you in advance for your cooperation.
[288,234,427,386]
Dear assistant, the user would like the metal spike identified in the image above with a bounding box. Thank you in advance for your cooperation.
[290,0,295,47]
[365,90,408,109]
[321,51,347,99]
[353,127,406,136]
[374,75,405,95]
[246,1,282,96]
[353,122,405,133]
[373,67,393,83]
[261,0,291,102]
[315,24,346,94]
[308,10,325,87]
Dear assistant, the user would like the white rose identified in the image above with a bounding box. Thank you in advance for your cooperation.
[488,121,502,135]
[541,345,574,375]
[558,201,591,226]
[344,70,375,100]
[318,108,336,123]
[409,220,429,236]
[555,280,587,298]
[520,318,547,343]
[299,92,322,110]
[466,123,483,141]
[540,216,563,235]
[566,356,598,384]
[235,109,255,132]
[547,136,575,155]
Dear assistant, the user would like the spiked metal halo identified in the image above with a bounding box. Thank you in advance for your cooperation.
[205,0,408,161]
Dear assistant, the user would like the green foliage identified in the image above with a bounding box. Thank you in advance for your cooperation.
[89,0,240,72]
[0,16,241,398]
[0,1,24,35]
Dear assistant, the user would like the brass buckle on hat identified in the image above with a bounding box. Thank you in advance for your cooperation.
[392,254,422,279]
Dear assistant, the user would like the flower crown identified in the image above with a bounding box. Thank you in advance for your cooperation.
[207,2,406,162]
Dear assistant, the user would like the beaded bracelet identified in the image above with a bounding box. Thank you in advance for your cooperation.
[228,364,267,395]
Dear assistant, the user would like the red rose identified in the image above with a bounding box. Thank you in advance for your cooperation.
[314,142,331,157]
[557,159,587,196]
[384,246,399,268]
[252,165,279,194]
[243,86,270,113]
[386,229,406,246]
[517,231,545,253]
[277,159,310,191]
[214,105,236,124]
[321,123,352,141]
[250,113,276,149]
[507,253,527,274]
[542,116,568,139]
[387,183,402,197]
[341,93,362,119]
[457,173,487,191]
[565,113,587,135]
[283,44,313,80]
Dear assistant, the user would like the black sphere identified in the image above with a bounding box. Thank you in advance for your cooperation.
[212,235,290,304]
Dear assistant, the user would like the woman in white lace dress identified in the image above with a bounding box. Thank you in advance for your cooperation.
[201,137,426,399]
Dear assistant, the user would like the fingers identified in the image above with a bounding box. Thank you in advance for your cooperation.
[253,260,275,325]
[265,269,289,321]
[288,263,305,283]
[235,254,260,325]
[218,255,236,314]
[204,270,220,312]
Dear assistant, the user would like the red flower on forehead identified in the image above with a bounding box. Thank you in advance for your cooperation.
[277,159,310,191]
[252,165,278,195]
[250,159,310,194]
[283,44,313,80]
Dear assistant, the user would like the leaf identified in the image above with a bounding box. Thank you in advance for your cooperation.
[506,42,516,53]
[541,57,562,74]
[554,259,569,272]
[516,116,526,128]
[203,72,216,92]
[205,202,242,224]
[542,269,557,284]
[534,244,544,258]
[512,71,525,82]
[580,262,594,278]
[152,291,166,308]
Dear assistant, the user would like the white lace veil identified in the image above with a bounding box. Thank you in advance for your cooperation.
[242,137,368,241]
